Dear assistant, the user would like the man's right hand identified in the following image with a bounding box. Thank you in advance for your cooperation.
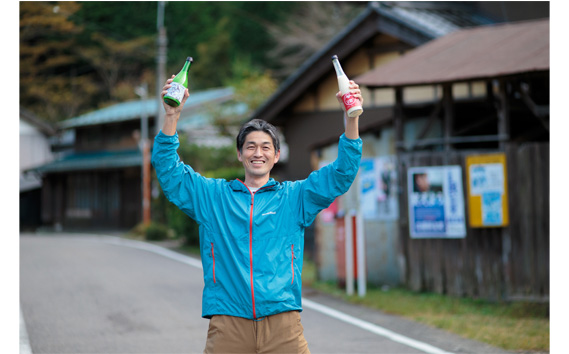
[162,75,190,116]
[161,75,190,136]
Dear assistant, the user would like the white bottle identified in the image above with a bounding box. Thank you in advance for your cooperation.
[332,55,363,118]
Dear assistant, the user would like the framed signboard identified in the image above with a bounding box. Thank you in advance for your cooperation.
[465,153,509,227]
[407,166,466,238]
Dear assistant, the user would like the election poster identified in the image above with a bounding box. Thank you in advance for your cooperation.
[359,156,398,220]
[407,166,466,238]
[465,153,509,227]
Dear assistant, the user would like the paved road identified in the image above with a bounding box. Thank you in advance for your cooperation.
[20,233,511,354]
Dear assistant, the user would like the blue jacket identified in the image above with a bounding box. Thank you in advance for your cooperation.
[152,131,362,319]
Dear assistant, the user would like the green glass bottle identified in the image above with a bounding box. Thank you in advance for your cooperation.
[163,56,193,107]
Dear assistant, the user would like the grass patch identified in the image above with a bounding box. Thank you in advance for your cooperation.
[303,259,549,352]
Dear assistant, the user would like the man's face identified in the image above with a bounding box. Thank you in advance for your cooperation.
[237,131,280,181]
[415,173,430,192]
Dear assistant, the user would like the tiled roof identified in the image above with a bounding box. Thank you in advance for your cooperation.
[59,87,235,129]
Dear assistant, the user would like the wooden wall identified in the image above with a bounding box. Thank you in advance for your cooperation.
[398,142,549,301]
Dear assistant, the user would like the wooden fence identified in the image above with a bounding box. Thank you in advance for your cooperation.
[397,142,549,301]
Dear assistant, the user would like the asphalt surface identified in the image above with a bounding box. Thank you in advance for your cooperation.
[20,233,512,354]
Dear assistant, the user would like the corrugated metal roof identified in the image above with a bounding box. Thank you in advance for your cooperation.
[355,18,549,88]
[60,87,235,129]
[33,149,142,174]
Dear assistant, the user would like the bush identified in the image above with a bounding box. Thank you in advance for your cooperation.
[166,204,200,246]
[145,222,169,241]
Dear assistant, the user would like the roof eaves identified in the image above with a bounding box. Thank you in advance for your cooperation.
[32,150,142,174]
[355,18,549,89]
[373,3,441,43]
[252,5,377,123]
[253,2,451,124]
[20,107,57,136]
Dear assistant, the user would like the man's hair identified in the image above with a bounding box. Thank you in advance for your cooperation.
[236,119,280,153]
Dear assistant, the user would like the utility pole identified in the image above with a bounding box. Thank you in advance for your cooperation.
[156,1,167,135]
[135,83,151,225]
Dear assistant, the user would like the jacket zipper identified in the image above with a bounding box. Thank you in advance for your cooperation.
[211,242,216,284]
[248,194,256,319]
[238,179,272,320]
[291,244,295,285]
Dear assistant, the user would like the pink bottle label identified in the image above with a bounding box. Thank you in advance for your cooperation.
[342,92,360,111]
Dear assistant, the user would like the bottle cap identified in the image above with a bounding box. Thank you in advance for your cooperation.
[187,57,193,62]
[331,55,338,60]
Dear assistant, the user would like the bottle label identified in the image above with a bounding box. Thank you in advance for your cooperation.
[165,82,185,102]
[342,92,361,111]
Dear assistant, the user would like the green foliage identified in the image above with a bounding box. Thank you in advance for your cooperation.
[204,167,245,181]
[72,2,157,40]
[165,204,200,246]
[128,221,170,241]
[309,276,549,352]
[144,222,170,241]
[152,132,244,247]
[20,1,361,121]
[177,134,242,173]
[192,18,232,88]
[20,1,88,122]
[226,57,279,112]
[20,1,156,122]
[165,1,296,82]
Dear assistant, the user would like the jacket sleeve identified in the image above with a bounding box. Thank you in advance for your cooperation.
[296,133,362,227]
[151,130,214,225]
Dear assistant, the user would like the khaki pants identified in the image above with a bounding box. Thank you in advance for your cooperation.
[203,311,310,354]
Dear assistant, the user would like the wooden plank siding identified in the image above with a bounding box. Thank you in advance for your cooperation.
[398,143,549,301]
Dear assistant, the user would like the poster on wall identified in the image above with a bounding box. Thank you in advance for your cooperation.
[465,153,509,227]
[359,156,398,220]
[407,166,466,238]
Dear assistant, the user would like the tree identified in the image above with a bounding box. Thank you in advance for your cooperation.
[19,1,94,122]
[263,2,362,80]
[75,33,155,103]
[20,1,157,121]
[19,2,360,122]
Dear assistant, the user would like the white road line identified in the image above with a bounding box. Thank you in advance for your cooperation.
[98,236,203,269]
[97,235,454,354]
[302,298,454,354]
[20,307,33,354]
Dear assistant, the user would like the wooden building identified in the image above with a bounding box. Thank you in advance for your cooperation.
[20,108,56,230]
[254,1,549,300]
[356,18,549,300]
[33,88,238,231]
[254,1,498,284]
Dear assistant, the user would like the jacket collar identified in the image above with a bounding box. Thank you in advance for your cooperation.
[230,178,278,193]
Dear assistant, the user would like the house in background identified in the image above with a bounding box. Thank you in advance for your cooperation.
[20,108,56,230]
[355,18,549,300]
[253,1,549,300]
[253,0,499,282]
[32,87,240,231]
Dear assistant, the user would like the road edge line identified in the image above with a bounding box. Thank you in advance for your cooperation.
[20,306,33,354]
[302,298,454,354]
